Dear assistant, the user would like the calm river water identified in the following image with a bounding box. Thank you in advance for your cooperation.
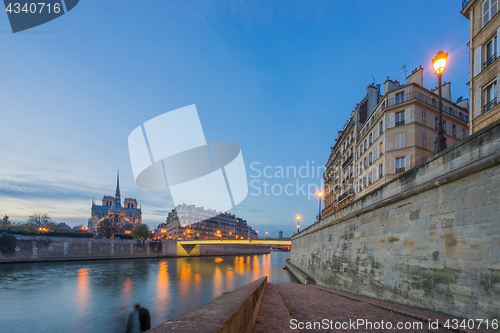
[0,251,293,333]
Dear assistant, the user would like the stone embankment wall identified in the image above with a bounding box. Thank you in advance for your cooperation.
[291,120,500,320]
[149,277,267,333]
[0,236,270,263]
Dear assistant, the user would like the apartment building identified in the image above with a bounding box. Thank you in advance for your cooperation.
[323,84,382,217]
[355,68,469,198]
[462,0,500,132]
[157,204,258,240]
[323,67,469,218]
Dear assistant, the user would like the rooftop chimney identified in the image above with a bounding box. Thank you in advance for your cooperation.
[384,77,400,95]
[407,65,423,86]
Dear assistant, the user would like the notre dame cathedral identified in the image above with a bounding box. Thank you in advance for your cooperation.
[88,171,142,234]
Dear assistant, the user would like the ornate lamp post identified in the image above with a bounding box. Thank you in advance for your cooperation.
[296,215,301,233]
[432,51,448,155]
[318,190,323,222]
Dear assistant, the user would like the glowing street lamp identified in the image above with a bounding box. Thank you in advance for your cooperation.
[318,190,323,222]
[265,231,268,239]
[432,51,448,155]
[296,215,301,233]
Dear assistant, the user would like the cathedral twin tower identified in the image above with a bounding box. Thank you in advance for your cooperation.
[88,171,142,235]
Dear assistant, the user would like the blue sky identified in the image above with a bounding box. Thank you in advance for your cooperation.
[0,0,470,237]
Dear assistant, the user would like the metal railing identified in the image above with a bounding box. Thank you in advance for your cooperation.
[396,167,406,173]
[342,155,353,169]
[325,152,340,174]
[484,53,497,69]
[383,90,469,123]
[395,120,405,126]
[484,98,498,114]
[322,204,333,214]
[338,188,355,202]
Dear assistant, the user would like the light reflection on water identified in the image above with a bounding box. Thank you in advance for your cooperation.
[0,252,292,333]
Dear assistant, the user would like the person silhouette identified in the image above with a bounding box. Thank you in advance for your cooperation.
[125,304,141,333]
[136,303,151,332]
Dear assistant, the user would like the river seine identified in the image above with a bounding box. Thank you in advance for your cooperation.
[0,251,292,333]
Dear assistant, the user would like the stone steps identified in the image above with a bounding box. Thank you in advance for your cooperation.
[253,283,293,333]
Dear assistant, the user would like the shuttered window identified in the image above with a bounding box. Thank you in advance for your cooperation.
[421,110,426,126]
[422,133,427,149]
[474,47,482,77]
[395,133,406,149]
[483,0,498,27]
[483,0,491,27]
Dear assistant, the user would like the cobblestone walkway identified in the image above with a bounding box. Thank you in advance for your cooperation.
[253,282,493,333]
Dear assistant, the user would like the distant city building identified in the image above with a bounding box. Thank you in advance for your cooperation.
[462,0,500,133]
[154,204,257,240]
[323,69,469,218]
[279,231,283,239]
[88,172,142,234]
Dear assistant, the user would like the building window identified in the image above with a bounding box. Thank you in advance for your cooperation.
[395,133,406,150]
[369,153,372,165]
[443,120,447,134]
[452,124,457,137]
[421,110,426,126]
[483,0,498,28]
[484,81,498,114]
[379,141,383,155]
[396,157,405,173]
[380,119,384,133]
[485,36,498,68]
[369,133,372,145]
[422,133,427,149]
[379,163,384,178]
[395,111,405,126]
[395,92,404,105]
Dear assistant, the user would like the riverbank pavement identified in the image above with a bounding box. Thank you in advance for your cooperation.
[253,283,494,333]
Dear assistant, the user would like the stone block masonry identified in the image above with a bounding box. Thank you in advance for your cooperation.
[291,119,500,321]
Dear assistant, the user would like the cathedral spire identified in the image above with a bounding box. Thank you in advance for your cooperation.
[115,170,121,205]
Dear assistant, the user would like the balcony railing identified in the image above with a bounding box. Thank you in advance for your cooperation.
[325,152,341,174]
[342,155,353,169]
[338,188,355,202]
[395,120,405,127]
[396,167,406,173]
[322,204,333,214]
[483,98,498,114]
[484,53,497,69]
[383,91,469,123]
